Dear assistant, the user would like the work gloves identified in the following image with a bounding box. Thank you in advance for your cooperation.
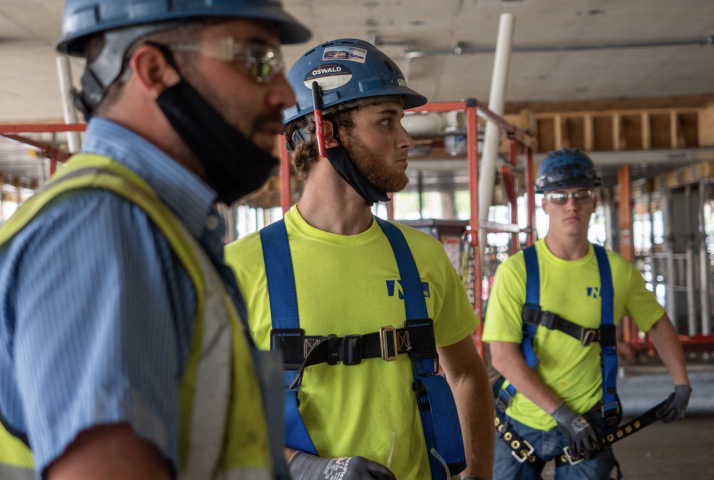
[656,384,692,423]
[551,402,601,460]
[288,451,396,480]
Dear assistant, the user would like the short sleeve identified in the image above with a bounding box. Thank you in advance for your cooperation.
[7,191,194,474]
[623,262,665,332]
[482,257,527,343]
[433,252,479,347]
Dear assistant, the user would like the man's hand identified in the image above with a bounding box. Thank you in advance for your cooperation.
[288,452,396,480]
[657,384,692,423]
[551,402,601,459]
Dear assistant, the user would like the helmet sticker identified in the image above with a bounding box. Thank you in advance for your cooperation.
[398,79,407,86]
[322,46,367,63]
[303,63,353,90]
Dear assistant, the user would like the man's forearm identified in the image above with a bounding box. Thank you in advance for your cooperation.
[438,337,494,480]
[449,360,494,480]
[649,315,690,386]
[490,341,562,415]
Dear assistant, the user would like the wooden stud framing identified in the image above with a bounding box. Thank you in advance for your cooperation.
[554,114,562,150]
[642,112,651,150]
[671,111,679,149]
[584,114,594,151]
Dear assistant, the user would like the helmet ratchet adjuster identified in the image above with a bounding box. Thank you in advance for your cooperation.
[311,82,327,158]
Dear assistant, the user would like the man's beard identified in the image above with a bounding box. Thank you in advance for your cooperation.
[343,135,409,193]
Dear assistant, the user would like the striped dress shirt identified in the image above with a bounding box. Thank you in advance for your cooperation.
[0,118,249,475]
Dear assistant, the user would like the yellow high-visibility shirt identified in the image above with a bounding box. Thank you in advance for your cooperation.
[225,207,479,480]
[483,239,664,431]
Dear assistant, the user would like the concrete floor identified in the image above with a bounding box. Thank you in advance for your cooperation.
[542,414,714,479]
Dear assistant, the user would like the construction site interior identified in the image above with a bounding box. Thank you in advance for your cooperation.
[1,1,713,479]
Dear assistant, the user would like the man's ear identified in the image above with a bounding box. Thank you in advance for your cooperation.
[323,120,340,149]
[127,44,181,99]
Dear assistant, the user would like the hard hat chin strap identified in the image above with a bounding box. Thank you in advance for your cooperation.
[151,44,278,205]
[325,125,390,207]
[285,116,391,207]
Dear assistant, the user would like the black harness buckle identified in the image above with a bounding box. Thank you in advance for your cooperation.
[539,311,559,330]
[327,334,340,366]
[342,334,362,366]
[413,380,431,411]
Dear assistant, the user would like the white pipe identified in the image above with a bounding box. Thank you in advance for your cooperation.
[56,56,82,154]
[478,13,515,229]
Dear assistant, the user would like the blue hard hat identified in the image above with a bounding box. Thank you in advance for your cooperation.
[535,148,601,193]
[282,38,427,124]
[57,0,311,55]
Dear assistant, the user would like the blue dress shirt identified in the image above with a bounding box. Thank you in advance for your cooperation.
[0,118,248,475]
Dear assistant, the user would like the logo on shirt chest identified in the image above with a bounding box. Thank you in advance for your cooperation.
[587,287,600,299]
[386,280,431,299]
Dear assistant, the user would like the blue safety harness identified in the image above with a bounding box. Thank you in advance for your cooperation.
[260,217,466,479]
[495,243,621,431]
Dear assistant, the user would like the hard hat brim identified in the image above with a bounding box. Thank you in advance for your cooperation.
[56,5,312,56]
[536,178,602,194]
[283,85,427,125]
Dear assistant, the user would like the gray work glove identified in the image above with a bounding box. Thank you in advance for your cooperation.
[551,402,601,460]
[288,451,396,480]
[656,384,692,423]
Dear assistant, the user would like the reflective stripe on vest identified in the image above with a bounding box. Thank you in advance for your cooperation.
[498,244,619,428]
[0,463,35,480]
[0,155,273,479]
[260,217,466,480]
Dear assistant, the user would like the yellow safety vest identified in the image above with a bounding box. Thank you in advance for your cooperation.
[0,155,274,480]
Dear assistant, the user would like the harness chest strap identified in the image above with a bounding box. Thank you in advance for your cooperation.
[260,217,467,480]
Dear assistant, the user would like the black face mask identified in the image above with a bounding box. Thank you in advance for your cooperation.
[155,48,277,205]
[325,129,390,206]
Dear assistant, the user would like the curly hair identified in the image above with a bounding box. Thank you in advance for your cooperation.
[284,95,404,181]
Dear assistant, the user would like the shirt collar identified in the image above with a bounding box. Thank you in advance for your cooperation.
[81,117,217,239]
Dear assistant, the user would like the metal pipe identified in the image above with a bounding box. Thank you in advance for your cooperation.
[648,193,658,288]
[400,35,714,81]
[604,200,614,250]
[663,189,677,324]
[478,13,515,256]
[685,184,697,336]
[508,138,519,254]
[417,170,424,218]
[525,146,536,246]
[466,102,483,358]
[387,193,395,220]
[700,180,711,335]
[56,56,82,153]
[279,136,291,216]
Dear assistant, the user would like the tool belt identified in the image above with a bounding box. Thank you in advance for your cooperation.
[271,320,438,389]
[495,399,667,469]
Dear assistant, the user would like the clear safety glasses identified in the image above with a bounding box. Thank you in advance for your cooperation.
[545,190,595,205]
[171,38,285,84]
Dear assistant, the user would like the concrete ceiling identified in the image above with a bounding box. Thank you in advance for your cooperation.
[1,0,713,123]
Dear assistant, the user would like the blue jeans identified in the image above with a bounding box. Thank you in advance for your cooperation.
[493,412,620,480]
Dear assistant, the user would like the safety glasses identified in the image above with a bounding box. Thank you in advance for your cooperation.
[544,190,595,205]
[171,37,285,84]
